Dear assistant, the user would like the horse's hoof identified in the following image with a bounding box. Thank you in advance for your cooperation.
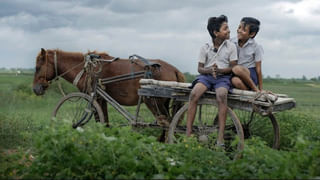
[156,115,170,127]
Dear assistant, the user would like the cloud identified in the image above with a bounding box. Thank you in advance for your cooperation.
[0,0,319,79]
[272,0,320,29]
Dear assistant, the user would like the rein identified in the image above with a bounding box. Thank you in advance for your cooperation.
[47,50,84,96]
[45,50,154,96]
[48,50,119,95]
[48,51,85,84]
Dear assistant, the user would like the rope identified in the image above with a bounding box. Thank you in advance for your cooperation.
[250,90,278,115]
[73,69,85,86]
[54,51,66,96]
[49,51,116,96]
[49,50,85,96]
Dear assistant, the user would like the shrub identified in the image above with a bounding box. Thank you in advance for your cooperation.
[19,121,231,179]
[4,120,318,179]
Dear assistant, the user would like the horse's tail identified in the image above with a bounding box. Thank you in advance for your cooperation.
[175,70,185,83]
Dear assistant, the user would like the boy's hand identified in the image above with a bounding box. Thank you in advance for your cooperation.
[211,64,217,78]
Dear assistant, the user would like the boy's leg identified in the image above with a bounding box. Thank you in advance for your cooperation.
[231,76,248,90]
[186,82,208,136]
[232,65,258,91]
[215,87,228,144]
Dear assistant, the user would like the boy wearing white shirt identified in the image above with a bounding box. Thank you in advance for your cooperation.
[187,15,237,146]
[231,17,264,91]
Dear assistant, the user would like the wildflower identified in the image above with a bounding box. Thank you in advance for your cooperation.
[76,127,84,133]
[166,158,177,166]
[101,133,117,141]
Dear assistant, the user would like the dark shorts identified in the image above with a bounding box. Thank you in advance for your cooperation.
[249,67,258,85]
[190,74,232,91]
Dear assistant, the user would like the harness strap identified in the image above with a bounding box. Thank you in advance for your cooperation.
[73,69,85,86]
[51,51,121,87]
[129,54,161,79]
[54,51,58,79]
[49,51,84,83]
[73,55,90,86]
[129,54,161,68]
[129,54,151,66]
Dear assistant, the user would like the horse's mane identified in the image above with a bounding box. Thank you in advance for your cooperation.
[36,49,112,61]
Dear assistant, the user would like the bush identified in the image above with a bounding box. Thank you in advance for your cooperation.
[277,111,320,149]
[2,120,318,179]
[19,121,231,179]
[0,113,37,148]
[228,137,320,179]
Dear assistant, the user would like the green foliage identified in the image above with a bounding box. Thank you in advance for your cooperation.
[2,122,320,179]
[228,137,320,179]
[183,72,197,83]
[1,73,320,179]
[277,111,320,149]
[0,113,38,148]
[13,122,231,179]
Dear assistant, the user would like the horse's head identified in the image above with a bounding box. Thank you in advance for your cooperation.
[33,48,56,95]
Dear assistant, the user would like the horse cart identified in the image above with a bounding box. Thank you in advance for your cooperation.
[49,53,296,151]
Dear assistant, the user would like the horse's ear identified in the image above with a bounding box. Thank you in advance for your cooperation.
[41,48,46,57]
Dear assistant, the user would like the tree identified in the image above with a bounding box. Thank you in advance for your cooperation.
[183,72,196,83]
[302,75,307,81]
[310,77,317,81]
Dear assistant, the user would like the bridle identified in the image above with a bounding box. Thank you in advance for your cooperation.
[40,50,84,96]
[46,50,85,84]
[40,49,119,95]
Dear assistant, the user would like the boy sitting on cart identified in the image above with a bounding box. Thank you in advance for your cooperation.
[186,15,237,147]
[231,17,263,92]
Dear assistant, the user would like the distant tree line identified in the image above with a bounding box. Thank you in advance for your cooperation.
[0,67,34,74]
[0,68,319,82]
[183,72,320,83]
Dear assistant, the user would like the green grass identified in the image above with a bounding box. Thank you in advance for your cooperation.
[263,80,320,119]
[264,80,320,106]
[0,73,319,147]
[1,73,320,179]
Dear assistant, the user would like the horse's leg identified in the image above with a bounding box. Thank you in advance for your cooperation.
[144,97,171,125]
[97,98,109,126]
[158,98,171,142]
[144,97,171,142]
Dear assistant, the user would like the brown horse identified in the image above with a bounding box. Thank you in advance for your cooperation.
[33,48,185,130]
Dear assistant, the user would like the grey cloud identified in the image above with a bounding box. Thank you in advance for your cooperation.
[106,0,226,14]
[0,0,319,79]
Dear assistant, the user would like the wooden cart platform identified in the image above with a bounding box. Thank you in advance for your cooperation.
[138,79,296,149]
[139,79,296,115]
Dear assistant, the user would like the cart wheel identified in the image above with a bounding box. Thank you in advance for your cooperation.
[52,92,105,128]
[235,110,280,149]
[167,103,244,152]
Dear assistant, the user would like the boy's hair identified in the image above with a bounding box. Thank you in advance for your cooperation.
[207,15,228,40]
[241,17,260,38]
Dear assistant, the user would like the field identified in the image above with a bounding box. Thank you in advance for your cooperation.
[1,73,320,179]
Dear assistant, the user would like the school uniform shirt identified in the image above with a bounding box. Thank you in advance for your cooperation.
[231,37,264,68]
[198,40,238,69]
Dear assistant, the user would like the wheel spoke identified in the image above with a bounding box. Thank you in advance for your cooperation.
[167,103,244,153]
[52,92,105,128]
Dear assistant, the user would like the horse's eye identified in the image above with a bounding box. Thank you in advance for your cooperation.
[36,67,40,72]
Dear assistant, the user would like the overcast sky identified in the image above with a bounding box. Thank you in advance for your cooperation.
[0,0,319,78]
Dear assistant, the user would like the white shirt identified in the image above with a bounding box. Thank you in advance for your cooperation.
[231,37,264,68]
[198,40,237,69]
